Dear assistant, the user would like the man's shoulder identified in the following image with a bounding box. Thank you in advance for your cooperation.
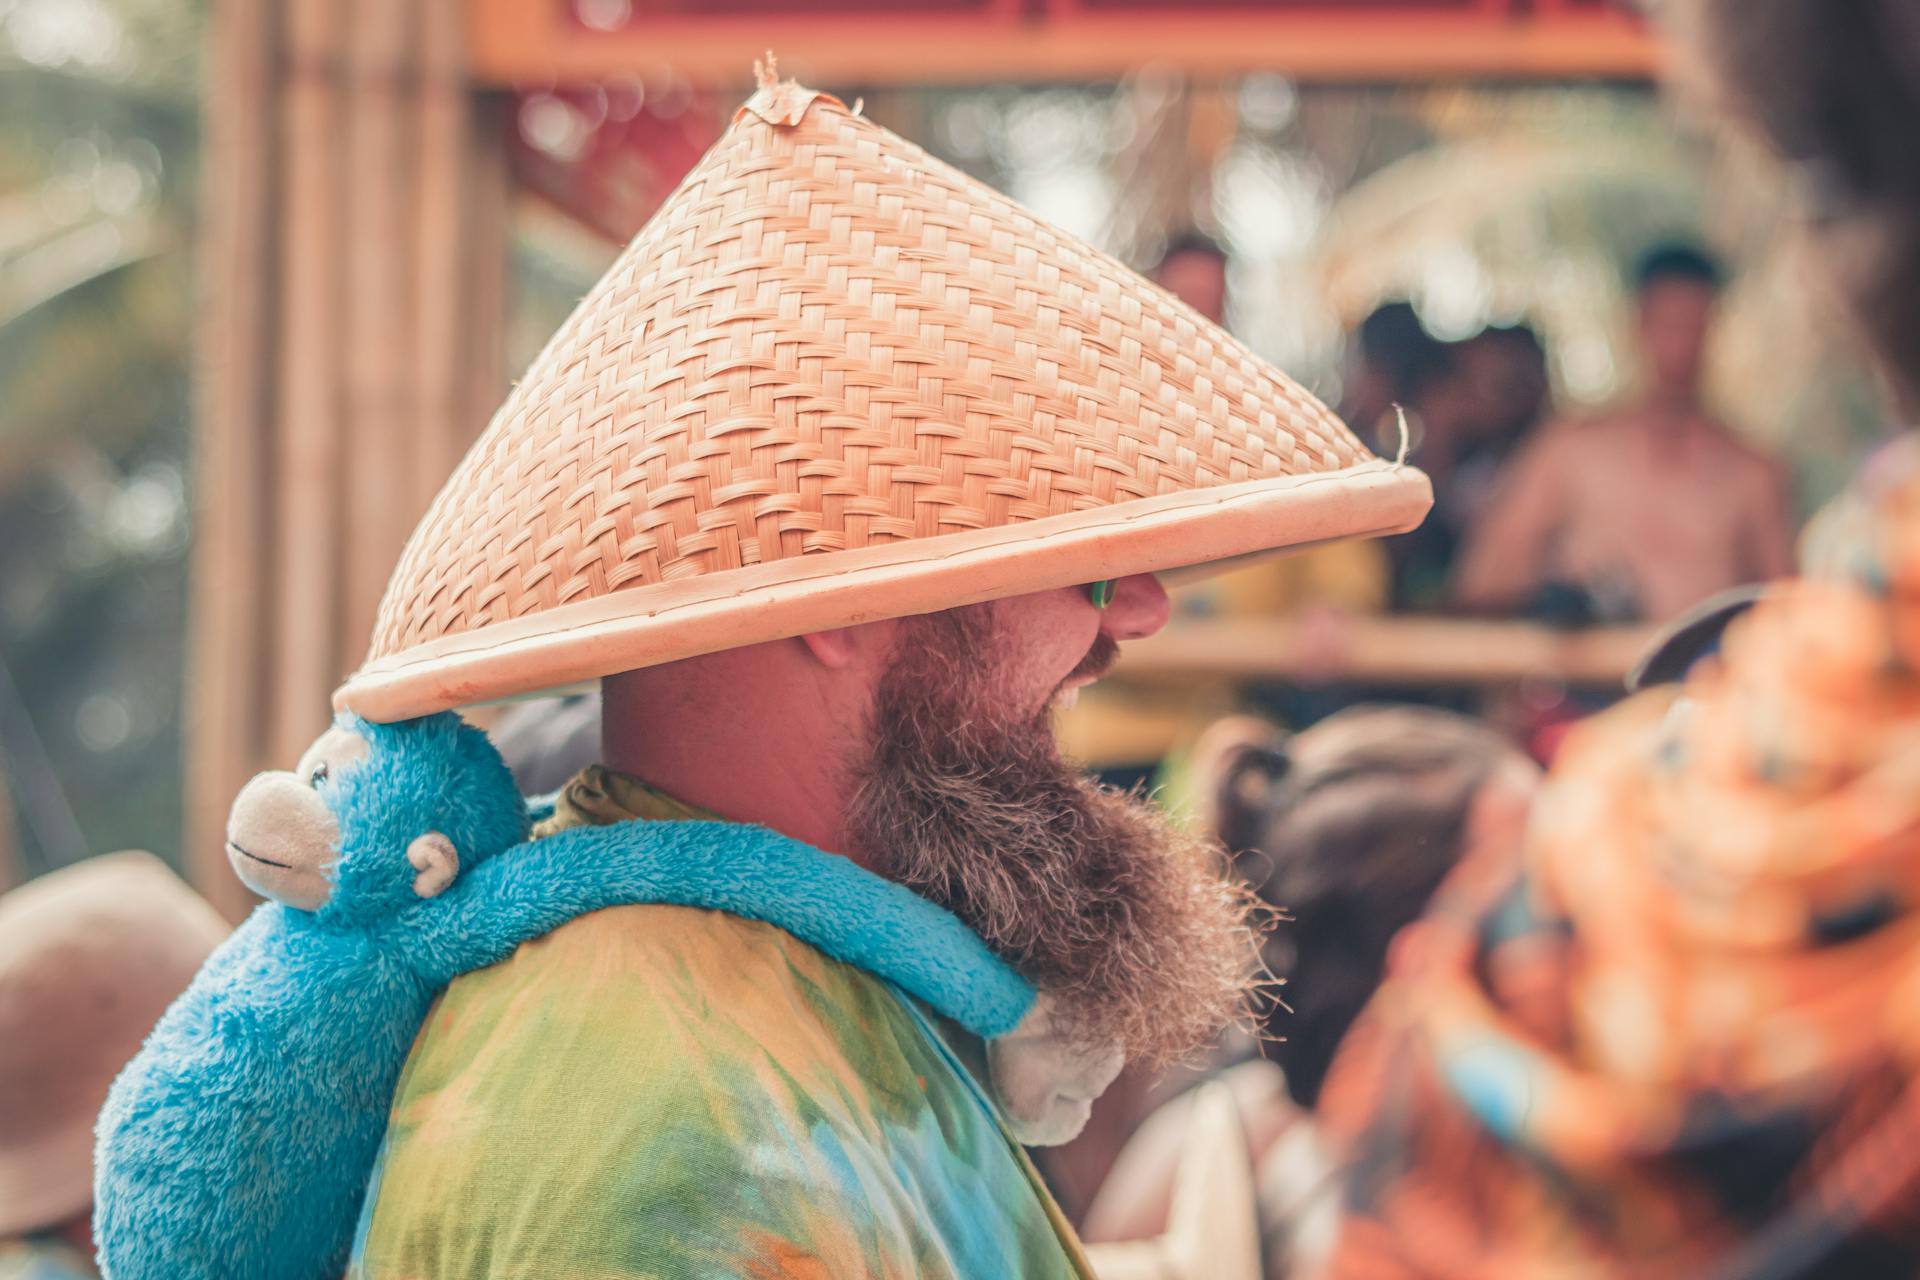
[355,903,1087,1279]
[466,899,839,994]
[417,901,913,1093]
[359,906,919,1269]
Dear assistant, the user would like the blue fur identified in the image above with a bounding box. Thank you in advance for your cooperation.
[94,712,1035,1280]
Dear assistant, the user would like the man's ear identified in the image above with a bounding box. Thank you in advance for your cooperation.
[407,832,459,898]
[797,618,898,671]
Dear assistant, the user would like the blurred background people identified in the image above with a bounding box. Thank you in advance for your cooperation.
[0,853,227,1278]
[1150,230,1230,326]
[1078,706,1537,1278]
[1452,244,1794,623]
[1455,324,1552,468]
[1307,8,1920,1270]
[1378,315,1554,612]
[1338,301,1449,453]
[1445,324,1551,533]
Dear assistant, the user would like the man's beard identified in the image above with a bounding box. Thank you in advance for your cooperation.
[845,604,1265,1068]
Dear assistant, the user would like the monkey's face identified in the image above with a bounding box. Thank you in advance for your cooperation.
[224,728,369,910]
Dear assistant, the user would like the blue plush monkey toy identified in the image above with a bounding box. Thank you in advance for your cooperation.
[94,713,1053,1280]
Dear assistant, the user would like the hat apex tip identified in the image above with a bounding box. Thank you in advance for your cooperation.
[737,51,845,128]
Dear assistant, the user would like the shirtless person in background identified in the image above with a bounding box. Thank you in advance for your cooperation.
[1451,244,1793,622]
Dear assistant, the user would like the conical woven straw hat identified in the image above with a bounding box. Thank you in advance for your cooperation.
[337,69,1430,722]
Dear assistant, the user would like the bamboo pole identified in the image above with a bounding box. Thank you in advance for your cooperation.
[342,0,420,658]
[414,0,474,498]
[189,0,511,910]
[0,770,19,895]
[187,0,278,920]
[459,92,511,447]
[268,0,347,770]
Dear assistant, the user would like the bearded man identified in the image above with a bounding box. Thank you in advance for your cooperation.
[336,69,1428,1278]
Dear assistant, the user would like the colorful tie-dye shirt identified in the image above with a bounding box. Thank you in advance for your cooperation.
[348,769,1092,1278]
[0,1235,96,1280]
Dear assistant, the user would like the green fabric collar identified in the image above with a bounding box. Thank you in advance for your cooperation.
[532,764,715,838]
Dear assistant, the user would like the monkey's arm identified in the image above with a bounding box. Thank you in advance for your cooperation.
[408,819,1035,1039]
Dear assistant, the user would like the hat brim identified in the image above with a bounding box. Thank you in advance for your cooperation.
[337,461,1429,722]
[1625,584,1768,693]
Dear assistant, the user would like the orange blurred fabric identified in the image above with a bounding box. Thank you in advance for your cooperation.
[1318,449,1920,1278]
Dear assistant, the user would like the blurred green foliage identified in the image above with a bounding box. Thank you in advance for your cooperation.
[0,0,203,875]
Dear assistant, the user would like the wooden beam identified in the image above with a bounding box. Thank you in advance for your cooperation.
[1059,615,1654,766]
[1114,616,1658,687]
[464,3,1660,88]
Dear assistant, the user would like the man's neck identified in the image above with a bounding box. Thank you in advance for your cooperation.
[600,647,872,869]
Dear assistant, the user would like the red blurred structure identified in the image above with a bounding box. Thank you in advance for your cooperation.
[470,0,1655,86]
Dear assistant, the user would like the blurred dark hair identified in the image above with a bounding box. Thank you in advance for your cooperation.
[1355,301,1454,402]
[1633,241,1725,294]
[1153,230,1228,270]
[1214,705,1518,1108]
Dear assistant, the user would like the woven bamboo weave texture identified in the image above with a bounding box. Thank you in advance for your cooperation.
[368,86,1371,661]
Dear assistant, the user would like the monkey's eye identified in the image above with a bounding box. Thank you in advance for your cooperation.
[308,763,330,787]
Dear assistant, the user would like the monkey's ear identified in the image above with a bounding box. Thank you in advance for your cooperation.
[407,832,459,898]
